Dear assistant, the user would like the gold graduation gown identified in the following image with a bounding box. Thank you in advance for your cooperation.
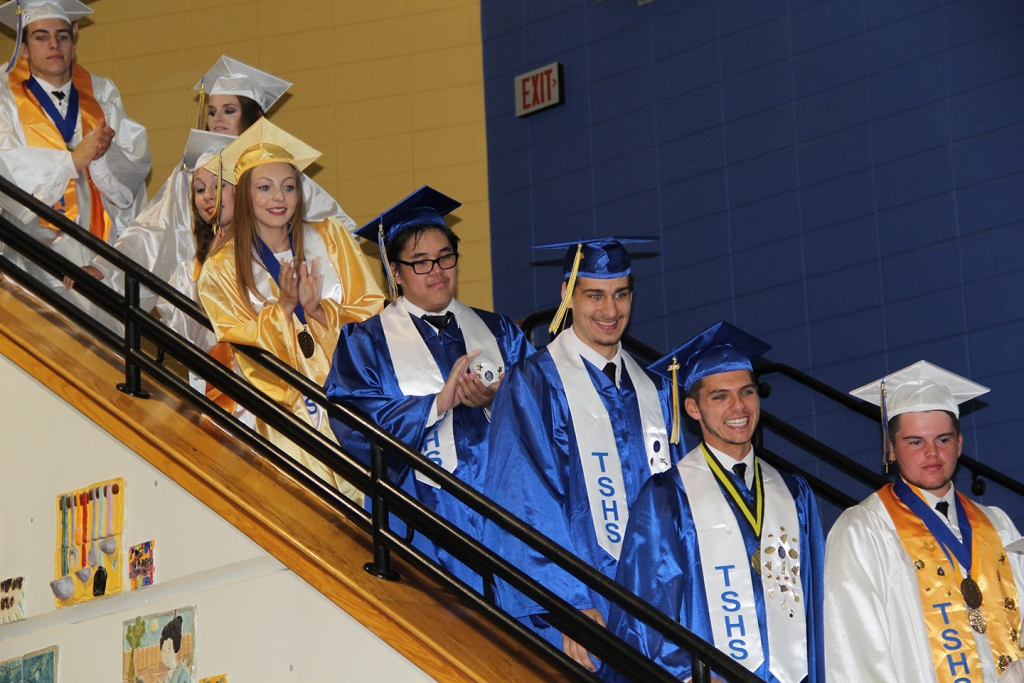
[197,217,384,498]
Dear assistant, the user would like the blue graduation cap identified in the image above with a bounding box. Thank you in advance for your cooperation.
[647,321,771,444]
[355,186,461,300]
[533,236,657,334]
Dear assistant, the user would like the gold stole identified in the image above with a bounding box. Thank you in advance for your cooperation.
[7,57,111,241]
[192,260,237,414]
[878,483,1021,680]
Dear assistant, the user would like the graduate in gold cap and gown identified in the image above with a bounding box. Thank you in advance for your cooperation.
[825,361,1024,682]
[89,56,353,311]
[602,321,825,683]
[483,237,680,672]
[197,119,384,497]
[324,186,534,593]
[0,0,150,314]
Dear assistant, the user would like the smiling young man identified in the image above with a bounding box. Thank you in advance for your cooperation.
[825,361,1024,683]
[324,185,533,593]
[600,321,825,683]
[0,0,149,316]
[483,237,681,672]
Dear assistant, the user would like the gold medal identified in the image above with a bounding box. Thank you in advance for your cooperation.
[752,549,761,575]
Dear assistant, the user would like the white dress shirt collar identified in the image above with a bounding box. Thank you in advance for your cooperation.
[706,442,756,490]
[402,296,457,334]
[569,325,622,387]
[918,483,960,535]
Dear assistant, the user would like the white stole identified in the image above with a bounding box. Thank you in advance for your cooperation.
[380,298,503,488]
[547,328,670,561]
[677,446,807,683]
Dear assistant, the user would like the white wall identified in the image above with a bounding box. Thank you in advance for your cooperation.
[0,352,433,682]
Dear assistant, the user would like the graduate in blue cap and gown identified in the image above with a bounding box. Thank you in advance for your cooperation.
[601,321,825,683]
[324,185,534,592]
[483,237,680,672]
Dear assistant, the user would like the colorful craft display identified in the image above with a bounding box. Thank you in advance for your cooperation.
[50,478,125,607]
[123,606,196,683]
[128,541,155,590]
[0,646,57,683]
[0,576,25,623]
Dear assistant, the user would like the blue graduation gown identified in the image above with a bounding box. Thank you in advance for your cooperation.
[600,464,826,683]
[324,306,533,592]
[483,347,682,643]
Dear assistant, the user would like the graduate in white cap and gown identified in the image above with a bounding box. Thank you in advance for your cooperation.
[601,321,825,683]
[196,118,384,498]
[483,237,680,672]
[825,361,1024,683]
[87,56,352,310]
[0,0,150,309]
[323,185,534,592]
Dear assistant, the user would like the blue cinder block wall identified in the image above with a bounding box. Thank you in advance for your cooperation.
[482,0,1024,526]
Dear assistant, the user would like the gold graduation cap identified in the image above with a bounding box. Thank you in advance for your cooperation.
[202,117,320,186]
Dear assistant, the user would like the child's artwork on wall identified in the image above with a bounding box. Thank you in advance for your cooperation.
[128,541,155,590]
[0,576,25,623]
[198,676,226,683]
[123,606,195,683]
[0,646,58,683]
[51,478,125,607]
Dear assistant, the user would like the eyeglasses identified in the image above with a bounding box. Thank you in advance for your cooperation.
[394,253,459,275]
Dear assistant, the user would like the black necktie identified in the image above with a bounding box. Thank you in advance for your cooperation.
[52,90,65,102]
[602,362,616,385]
[733,462,748,485]
[935,501,950,520]
[421,312,453,331]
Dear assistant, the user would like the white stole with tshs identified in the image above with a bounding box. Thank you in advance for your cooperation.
[677,446,807,683]
[547,327,670,560]
[380,297,503,488]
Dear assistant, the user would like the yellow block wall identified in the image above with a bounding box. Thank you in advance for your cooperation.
[0,0,493,308]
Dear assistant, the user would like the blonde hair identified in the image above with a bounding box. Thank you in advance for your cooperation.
[230,164,306,313]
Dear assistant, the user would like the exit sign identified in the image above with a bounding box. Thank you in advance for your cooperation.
[515,63,564,117]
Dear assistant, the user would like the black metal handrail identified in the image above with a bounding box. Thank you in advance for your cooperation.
[521,309,1024,505]
[0,174,764,683]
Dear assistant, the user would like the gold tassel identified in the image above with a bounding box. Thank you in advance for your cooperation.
[668,356,681,445]
[210,154,224,234]
[196,80,207,130]
[880,380,893,472]
[377,221,397,301]
[548,243,583,335]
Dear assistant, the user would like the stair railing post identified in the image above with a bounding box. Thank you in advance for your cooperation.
[364,440,400,581]
[116,272,149,398]
[691,654,711,683]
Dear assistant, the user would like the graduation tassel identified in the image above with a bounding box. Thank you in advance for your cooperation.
[210,155,224,234]
[548,243,583,335]
[668,356,681,445]
[880,379,893,472]
[4,1,22,74]
[196,79,207,130]
[377,221,397,301]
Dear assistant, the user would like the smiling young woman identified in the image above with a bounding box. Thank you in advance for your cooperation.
[196,119,384,499]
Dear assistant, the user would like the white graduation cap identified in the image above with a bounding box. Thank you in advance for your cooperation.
[851,360,989,470]
[193,55,291,113]
[0,0,91,30]
[182,129,234,173]
[850,360,989,419]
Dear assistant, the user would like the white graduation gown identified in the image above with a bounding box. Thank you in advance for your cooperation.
[824,491,1024,683]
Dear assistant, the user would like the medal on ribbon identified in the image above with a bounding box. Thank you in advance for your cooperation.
[701,443,765,574]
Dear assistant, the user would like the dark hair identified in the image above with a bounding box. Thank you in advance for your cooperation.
[193,213,217,265]
[888,410,961,438]
[204,95,264,133]
[159,616,183,654]
[21,21,76,45]
[384,224,460,295]
[686,368,757,402]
